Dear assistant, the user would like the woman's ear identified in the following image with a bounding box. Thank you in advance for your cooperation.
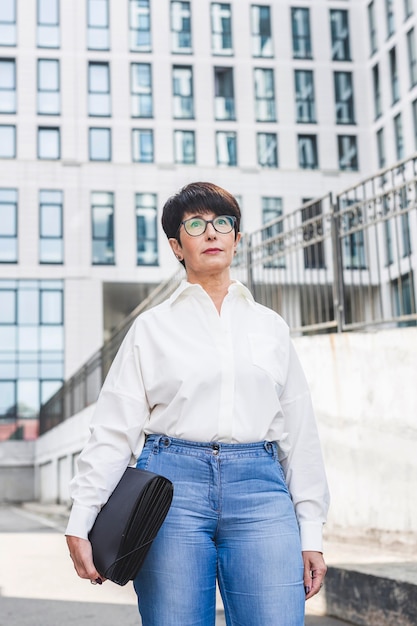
[234,232,241,251]
[168,238,183,261]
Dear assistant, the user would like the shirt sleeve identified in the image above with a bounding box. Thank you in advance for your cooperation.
[279,340,330,552]
[65,322,150,540]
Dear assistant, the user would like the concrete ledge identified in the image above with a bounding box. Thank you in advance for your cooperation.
[325,563,417,626]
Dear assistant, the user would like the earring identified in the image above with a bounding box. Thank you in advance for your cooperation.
[176,254,182,261]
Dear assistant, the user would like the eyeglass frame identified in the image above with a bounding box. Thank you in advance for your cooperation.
[178,215,237,238]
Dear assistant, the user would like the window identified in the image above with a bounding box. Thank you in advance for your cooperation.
[173,66,194,118]
[407,28,417,88]
[37,59,60,115]
[88,62,111,116]
[135,193,158,265]
[399,189,412,257]
[91,192,114,264]
[216,131,237,166]
[171,1,192,53]
[394,113,404,161]
[413,99,417,149]
[211,3,232,55]
[0,188,17,263]
[262,197,284,269]
[376,127,386,169]
[295,70,316,123]
[38,127,60,159]
[393,273,416,322]
[368,1,377,55]
[298,134,318,169]
[39,190,63,264]
[0,0,16,46]
[291,8,311,59]
[214,67,235,120]
[129,0,151,52]
[385,0,395,38]
[404,0,413,19]
[302,200,325,269]
[174,130,195,164]
[87,0,109,50]
[0,58,15,113]
[251,5,272,57]
[338,135,358,171]
[389,47,400,104]
[372,64,381,119]
[341,200,366,269]
[0,280,64,430]
[37,0,60,48]
[334,71,355,124]
[132,129,153,162]
[330,10,351,61]
[254,68,276,122]
[0,125,16,158]
[257,132,278,168]
[89,128,111,161]
[131,63,152,117]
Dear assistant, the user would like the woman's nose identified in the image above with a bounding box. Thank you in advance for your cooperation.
[205,222,217,238]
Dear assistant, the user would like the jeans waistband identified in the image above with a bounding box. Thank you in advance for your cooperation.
[144,434,278,459]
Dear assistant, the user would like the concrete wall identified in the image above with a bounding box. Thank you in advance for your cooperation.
[4,327,416,543]
[294,326,417,544]
[0,441,35,502]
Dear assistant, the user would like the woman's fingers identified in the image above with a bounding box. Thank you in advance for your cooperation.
[302,550,327,600]
[66,535,105,584]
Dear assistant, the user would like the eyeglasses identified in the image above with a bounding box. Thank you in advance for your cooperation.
[180,215,236,237]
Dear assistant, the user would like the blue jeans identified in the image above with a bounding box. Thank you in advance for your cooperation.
[134,436,305,626]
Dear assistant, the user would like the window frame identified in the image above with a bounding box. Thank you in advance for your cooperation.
[87,0,110,51]
[91,191,115,265]
[88,127,112,161]
[0,188,18,263]
[257,132,278,168]
[174,129,196,164]
[0,124,16,158]
[39,190,64,264]
[131,62,153,118]
[37,126,60,160]
[135,192,158,266]
[37,58,60,115]
[132,128,154,163]
[37,0,60,48]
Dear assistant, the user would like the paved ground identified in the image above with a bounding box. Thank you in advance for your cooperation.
[0,504,352,626]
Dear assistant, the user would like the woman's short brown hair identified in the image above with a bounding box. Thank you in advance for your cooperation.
[161,182,241,242]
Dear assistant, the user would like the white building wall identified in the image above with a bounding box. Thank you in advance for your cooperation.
[1,0,417,431]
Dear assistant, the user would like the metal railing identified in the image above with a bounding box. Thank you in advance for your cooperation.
[39,155,417,434]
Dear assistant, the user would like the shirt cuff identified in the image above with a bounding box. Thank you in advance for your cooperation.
[65,503,100,540]
[299,521,324,552]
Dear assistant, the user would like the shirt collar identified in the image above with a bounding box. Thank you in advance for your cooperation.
[168,279,255,306]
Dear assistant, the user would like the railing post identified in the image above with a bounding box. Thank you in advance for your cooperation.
[331,192,345,333]
[245,233,253,293]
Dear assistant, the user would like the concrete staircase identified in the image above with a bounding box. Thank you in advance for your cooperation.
[311,538,417,626]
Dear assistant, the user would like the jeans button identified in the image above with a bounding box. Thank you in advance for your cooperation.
[212,444,220,456]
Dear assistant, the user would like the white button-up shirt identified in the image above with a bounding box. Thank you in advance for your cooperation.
[66,280,330,550]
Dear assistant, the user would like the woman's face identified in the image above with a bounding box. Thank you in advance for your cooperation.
[168,211,241,281]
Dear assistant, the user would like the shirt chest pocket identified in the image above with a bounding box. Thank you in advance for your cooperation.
[248,333,286,387]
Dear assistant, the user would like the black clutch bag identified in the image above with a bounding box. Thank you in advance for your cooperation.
[88,467,173,586]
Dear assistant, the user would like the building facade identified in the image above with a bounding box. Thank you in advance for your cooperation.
[0,0,416,439]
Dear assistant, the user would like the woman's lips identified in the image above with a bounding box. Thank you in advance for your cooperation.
[203,248,222,254]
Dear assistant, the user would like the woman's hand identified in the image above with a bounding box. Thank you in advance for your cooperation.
[66,535,105,584]
[302,551,327,600]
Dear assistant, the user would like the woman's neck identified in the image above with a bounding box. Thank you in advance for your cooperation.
[187,272,232,314]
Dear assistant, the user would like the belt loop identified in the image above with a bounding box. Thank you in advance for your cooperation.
[264,440,276,458]
[152,435,163,454]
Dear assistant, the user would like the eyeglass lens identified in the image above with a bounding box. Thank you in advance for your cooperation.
[183,215,235,236]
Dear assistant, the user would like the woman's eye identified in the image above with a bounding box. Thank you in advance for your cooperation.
[190,220,202,228]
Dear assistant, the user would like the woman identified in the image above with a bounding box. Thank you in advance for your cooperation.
[66,182,330,626]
